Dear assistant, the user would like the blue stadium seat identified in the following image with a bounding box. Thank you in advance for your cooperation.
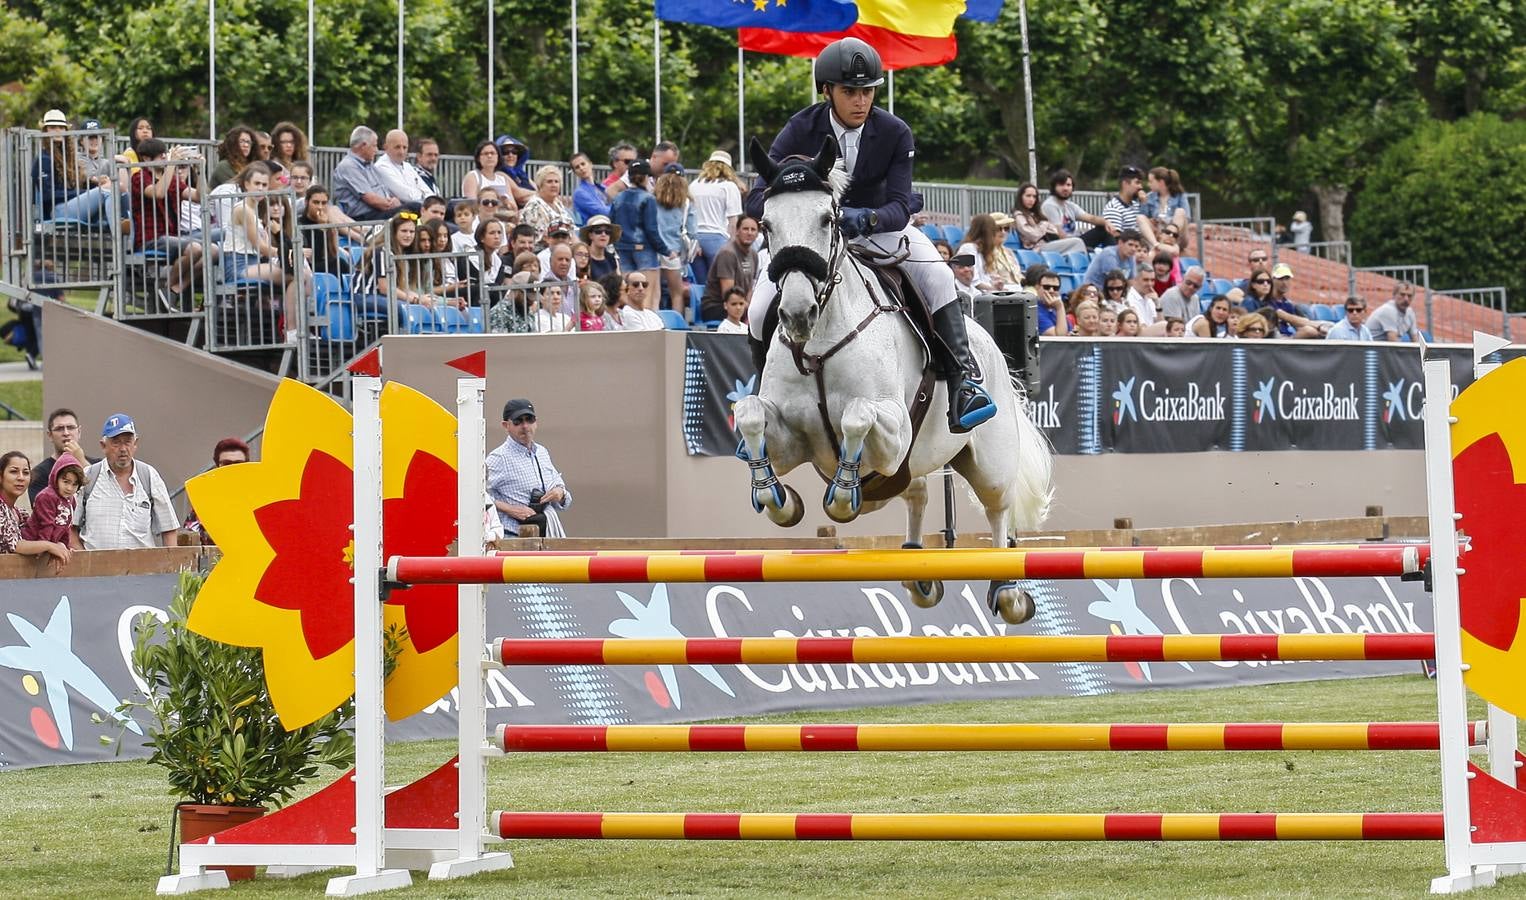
[438,305,469,333]
[1041,251,1067,273]
[1016,249,1044,270]
[1199,296,1213,315]
[313,273,355,342]
[401,304,436,334]
[1179,256,1202,273]
[1003,230,1023,250]
[1198,281,1222,302]
[1315,304,1340,322]
[1063,252,1091,274]
[920,224,944,243]
[468,307,485,334]
[1059,274,1080,297]
[688,284,705,322]
[658,309,690,330]
[942,225,965,246]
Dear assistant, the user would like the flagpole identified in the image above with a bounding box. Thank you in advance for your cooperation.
[208,0,216,141]
[396,0,405,130]
[1018,0,1038,185]
[571,0,581,153]
[737,45,745,170]
[654,18,663,145]
[487,0,495,140]
[307,0,315,142]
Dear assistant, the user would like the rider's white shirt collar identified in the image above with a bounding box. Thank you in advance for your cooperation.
[829,113,864,175]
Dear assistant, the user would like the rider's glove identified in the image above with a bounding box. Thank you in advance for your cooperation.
[839,207,878,238]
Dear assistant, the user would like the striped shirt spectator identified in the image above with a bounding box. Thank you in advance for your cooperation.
[1102,166,1145,236]
[486,399,571,536]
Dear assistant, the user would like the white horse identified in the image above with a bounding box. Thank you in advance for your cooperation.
[733,138,1054,623]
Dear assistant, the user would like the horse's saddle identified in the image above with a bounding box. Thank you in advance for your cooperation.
[838,246,942,503]
[846,245,937,369]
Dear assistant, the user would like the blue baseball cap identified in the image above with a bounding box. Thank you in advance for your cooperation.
[102,413,137,438]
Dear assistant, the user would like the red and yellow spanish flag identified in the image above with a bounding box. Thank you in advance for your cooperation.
[739,0,966,70]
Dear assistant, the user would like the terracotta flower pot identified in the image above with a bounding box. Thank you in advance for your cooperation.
[177,803,267,881]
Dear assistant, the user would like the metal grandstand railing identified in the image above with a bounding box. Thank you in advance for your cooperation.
[1434,286,1511,341]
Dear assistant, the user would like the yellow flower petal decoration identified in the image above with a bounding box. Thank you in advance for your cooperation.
[1450,357,1526,717]
[377,382,461,720]
[187,380,357,729]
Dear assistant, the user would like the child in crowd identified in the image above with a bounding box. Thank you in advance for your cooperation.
[536,285,572,332]
[1164,317,1186,337]
[22,452,82,543]
[451,200,479,249]
[716,286,749,334]
[576,282,607,332]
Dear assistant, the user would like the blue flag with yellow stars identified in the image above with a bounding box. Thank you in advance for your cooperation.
[655,0,859,33]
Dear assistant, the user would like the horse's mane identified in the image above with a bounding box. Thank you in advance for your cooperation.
[827,162,851,204]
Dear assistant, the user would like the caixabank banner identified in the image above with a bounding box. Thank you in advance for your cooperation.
[682,334,1522,456]
[1,571,1431,770]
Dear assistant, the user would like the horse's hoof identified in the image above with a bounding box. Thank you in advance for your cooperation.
[823,483,861,523]
[989,583,1035,625]
[904,579,944,609]
[766,485,805,528]
[902,541,922,550]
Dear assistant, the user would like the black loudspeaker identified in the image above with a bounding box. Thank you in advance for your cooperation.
[972,290,1041,397]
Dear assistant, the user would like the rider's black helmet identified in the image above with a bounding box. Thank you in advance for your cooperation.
[814,37,885,94]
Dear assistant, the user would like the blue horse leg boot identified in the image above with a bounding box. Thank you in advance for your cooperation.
[931,303,995,433]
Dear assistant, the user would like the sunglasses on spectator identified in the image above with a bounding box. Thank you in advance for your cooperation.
[1163,229,1179,237]
[1346,306,1365,313]
[1245,325,1267,334]
[1252,278,1270,284]
[590,227,610,235]
[1105,284,1125,292]
[628,279,648,287]
[397,211,419,221]
[1039,282,1061,292]
[480,199,500,208]
[511,415,536,425]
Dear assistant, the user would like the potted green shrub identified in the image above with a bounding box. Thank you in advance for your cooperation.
[120,570,355,880]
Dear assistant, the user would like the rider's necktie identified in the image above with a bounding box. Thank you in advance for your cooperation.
[842,129,860,176]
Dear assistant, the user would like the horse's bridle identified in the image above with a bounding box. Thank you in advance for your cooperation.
[764,199,848,314]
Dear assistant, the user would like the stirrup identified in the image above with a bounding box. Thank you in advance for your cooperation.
[952,381,996,431]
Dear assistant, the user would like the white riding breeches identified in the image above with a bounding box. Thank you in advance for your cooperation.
[748,222,959,340]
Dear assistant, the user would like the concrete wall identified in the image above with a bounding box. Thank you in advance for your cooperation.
[42,310,1430,535]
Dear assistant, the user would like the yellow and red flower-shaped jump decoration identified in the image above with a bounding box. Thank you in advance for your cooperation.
[1450,357,1526,718]
[185,379,461,729]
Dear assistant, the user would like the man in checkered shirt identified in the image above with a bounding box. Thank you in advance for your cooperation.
[486,398,571,537]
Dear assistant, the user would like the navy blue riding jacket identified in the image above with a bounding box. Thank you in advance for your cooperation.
[745,104,916,236]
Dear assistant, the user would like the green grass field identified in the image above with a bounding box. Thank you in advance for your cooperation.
[3,675,1521,899]
[0,379,43,420]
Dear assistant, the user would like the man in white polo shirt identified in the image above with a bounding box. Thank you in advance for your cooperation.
[72,413,179,550]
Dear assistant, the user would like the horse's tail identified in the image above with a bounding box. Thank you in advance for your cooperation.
[1004,376,1054,532]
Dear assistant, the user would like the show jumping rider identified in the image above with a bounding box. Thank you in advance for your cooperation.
[744,37,995,433]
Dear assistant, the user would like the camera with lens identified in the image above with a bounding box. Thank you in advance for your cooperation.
[527,488,547,512]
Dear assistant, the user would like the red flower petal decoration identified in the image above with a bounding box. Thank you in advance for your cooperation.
[253,451,355,661]
[1453,431,1526,652]
[382,450,459,654]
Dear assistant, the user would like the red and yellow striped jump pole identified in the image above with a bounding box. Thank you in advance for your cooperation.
[387,543,1428,586]
[495,721,1484,753]
[492,811,1444,842]
[494,633,1437,667]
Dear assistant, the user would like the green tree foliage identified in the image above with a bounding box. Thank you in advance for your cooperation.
[0,6,85,129]
[1348,114,1526,309]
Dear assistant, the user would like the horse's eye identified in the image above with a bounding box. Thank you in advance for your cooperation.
[821,213,833,228]
[758,219,770,233]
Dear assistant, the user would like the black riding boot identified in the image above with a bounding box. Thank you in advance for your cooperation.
[750,335,769,380]
[931,303,996,433]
